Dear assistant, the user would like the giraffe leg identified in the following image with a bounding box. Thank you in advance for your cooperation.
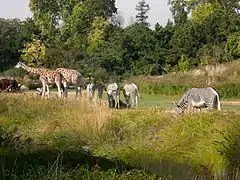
[46,84,50,99]
[41,80,47,99]
[41,84,46,99]
[75,85,81,100]
[79,86,82,97]
[75,86,79,100]
[62,81,68,99]
[40,77,46,99]
[56,83,62,99]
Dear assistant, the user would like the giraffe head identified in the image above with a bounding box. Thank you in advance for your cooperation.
[15,62,26,69]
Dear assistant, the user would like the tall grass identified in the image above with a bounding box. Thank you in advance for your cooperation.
[96,109,240,179]
[0,94,240,179]
[0,94,111,149]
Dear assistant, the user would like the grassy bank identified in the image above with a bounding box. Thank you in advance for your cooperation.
[128,60,240,99]
[0,95,240,179]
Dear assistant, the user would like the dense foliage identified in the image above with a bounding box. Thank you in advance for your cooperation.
[1,0,240,81]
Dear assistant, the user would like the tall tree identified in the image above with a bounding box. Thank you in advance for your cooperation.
[110,11,125,27]
[29,0,117,42]
[87,17,110,51]
[135,0,150,27]
[0,18,22,71]
[20,39,47,66]
[168,0,188,26]
[191,2,218,24]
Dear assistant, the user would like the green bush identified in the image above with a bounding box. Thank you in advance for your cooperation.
[217,83,240,98]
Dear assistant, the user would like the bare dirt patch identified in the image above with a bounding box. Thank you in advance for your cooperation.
[221,101,240,106]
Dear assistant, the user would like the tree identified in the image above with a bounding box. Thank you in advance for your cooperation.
[19,18,41,44]
[188,0,240,14]
[168,0,188,26]
[110,11,125,27]
[135,0,150,26]
[225,32,240,59]
[0,18,22,72]
[191,2,218,24]
[29,0,117,43]
[20,39,47,66]
[87,17,110,51]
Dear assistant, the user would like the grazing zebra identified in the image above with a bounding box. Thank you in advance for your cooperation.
[175,87,221,115]
[123,83,140,108]
[86,83,105,106]
[106,83,120,109]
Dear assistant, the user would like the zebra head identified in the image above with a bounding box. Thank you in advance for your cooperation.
[174,100,188,116]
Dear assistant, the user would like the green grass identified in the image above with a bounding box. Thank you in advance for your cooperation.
[29,88,240,111]
[31,88,240,111]
[0,94,240,179]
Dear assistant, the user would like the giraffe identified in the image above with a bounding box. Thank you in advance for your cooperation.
[55,68,85,99]
[15,62,64,99]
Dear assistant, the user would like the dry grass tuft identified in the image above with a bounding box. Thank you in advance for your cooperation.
[0,92,112,148]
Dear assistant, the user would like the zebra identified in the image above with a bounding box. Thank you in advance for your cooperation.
[86,83,105,106]
[123,83,140,108]
[175,87,221,115]
[106,83,120,109]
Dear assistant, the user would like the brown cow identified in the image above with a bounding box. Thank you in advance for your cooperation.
[0,79,21,92]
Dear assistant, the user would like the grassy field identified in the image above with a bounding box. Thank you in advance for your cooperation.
[0,91,240,179]
[27,89,240,110]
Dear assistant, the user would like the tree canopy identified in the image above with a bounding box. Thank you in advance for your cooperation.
[1,0,240,80]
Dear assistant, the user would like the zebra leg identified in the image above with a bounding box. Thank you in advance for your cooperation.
[135,95,138,107]
[123,94,129,108]
[114,96,118,109]
[116,94,120,109]
[107,94,112,108]
[131,96,135,108]
[187,104,192,113]
[98,88,103,106]
[75,85,81,100]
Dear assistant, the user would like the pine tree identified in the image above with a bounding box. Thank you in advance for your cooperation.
[135,0,150,26]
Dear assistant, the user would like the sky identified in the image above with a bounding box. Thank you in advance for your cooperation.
[0,0,172,27]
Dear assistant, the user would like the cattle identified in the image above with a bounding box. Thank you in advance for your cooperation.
[0,79,21,92]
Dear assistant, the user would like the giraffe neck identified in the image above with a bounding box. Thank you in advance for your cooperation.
[21,64,41,75]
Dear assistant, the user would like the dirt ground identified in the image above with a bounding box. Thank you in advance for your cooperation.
[221,101,240,106]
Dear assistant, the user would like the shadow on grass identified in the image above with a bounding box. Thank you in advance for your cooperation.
[0,128,133,178]
[0,148,132,176]
[0,126,239,180]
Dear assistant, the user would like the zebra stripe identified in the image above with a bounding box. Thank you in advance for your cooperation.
[175,87,221,114]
